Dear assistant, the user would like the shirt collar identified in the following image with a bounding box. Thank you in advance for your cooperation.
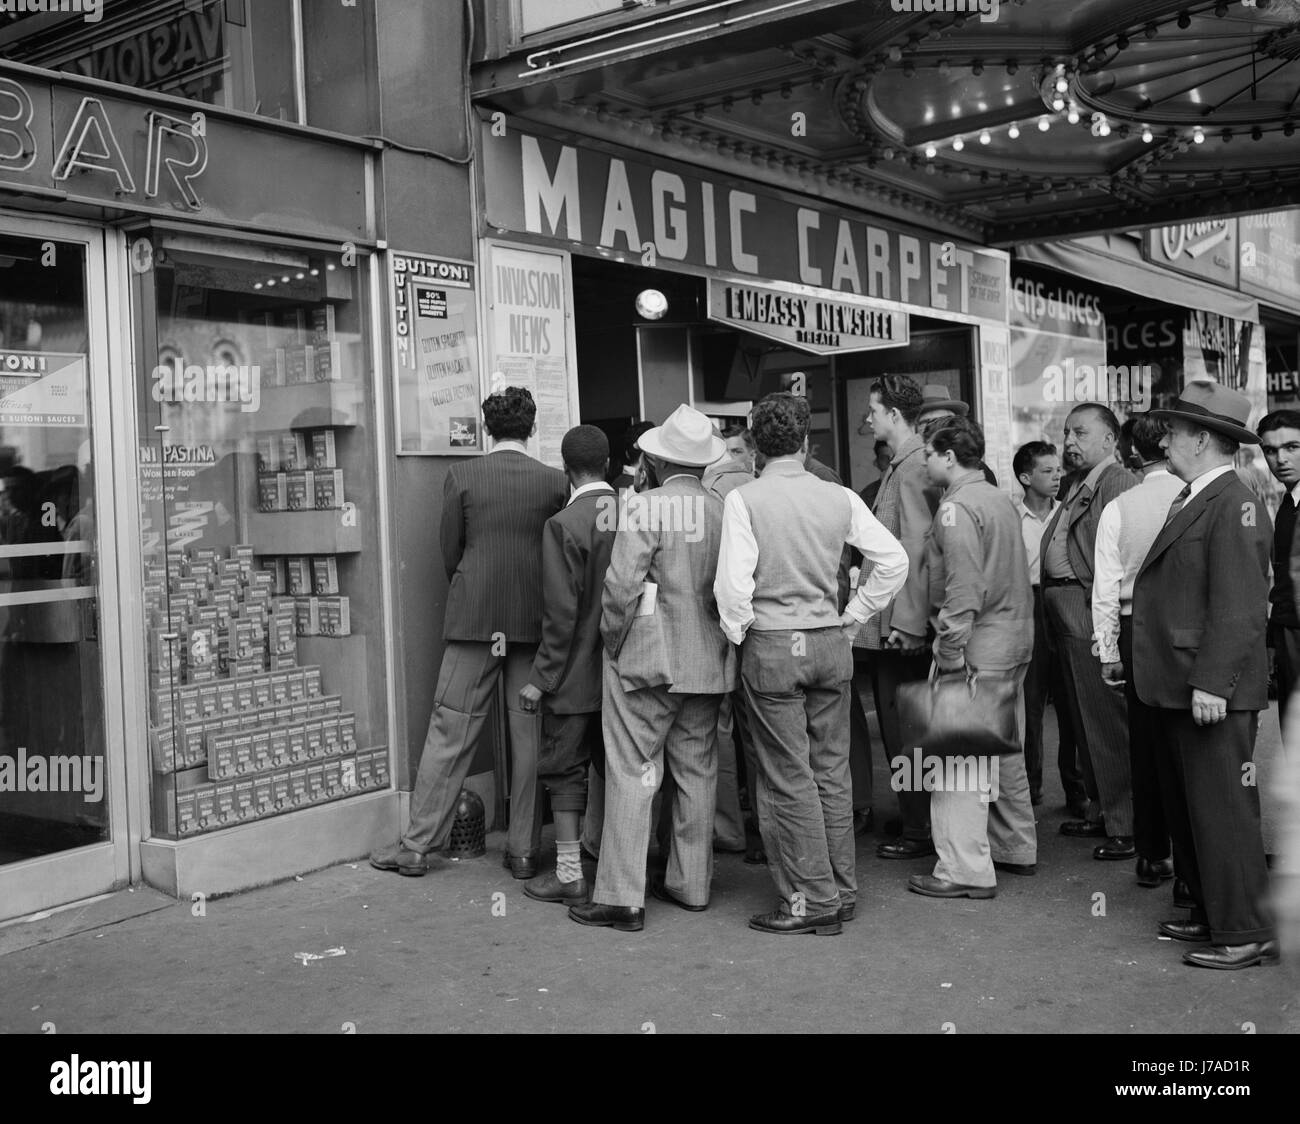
[944,469,985,497]
[661,473,702,487]
[568,481,614,506]
[762,456,808,477]
[489,439,529,455]
[1184,462,1235,500]
[892,433,924,464]
[1289,481,1300,505]
[1015,496,1059,521]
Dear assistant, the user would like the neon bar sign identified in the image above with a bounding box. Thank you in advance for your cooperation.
[0,76,207,209]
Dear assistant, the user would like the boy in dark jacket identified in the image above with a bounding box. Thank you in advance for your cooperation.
[518,426,618,903]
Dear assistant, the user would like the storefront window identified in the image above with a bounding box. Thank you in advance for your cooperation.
[134,232,389,839]
[0,233,109,864]
[0,0,299,122]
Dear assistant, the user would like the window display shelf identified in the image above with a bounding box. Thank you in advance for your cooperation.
[244,511,362,554]
[255,381,363,431]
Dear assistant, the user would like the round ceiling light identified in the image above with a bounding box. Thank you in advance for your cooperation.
[635,289,669,320]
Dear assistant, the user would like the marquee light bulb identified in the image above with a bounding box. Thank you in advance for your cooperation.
[979,130,991,144]
[1142,125,1154,142]
[1052,97,1065,112]
[1056,76,1069,94]
[1193,126,1205,143]
[1067,107,1080,124]
[924,143,937,158]
[1038,116,1051,131]
[952,135,965,150]
[1008,122,1020,139]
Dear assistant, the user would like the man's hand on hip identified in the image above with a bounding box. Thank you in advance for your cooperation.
[886,628,927,655]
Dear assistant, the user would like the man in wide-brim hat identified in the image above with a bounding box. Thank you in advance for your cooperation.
[1129,381,1277,969]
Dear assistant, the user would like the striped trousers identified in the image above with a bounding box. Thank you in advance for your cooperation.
[591,658,723,909]
[1043,584,1133,836]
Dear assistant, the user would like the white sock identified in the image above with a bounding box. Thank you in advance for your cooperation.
[556,840,582,883]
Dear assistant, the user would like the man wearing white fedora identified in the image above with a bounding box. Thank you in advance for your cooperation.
[570,405,736,932]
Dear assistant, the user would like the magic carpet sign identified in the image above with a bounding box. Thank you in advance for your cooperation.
[481,124,1008,323]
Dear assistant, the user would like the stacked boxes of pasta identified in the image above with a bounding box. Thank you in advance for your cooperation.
[148,543,387,838]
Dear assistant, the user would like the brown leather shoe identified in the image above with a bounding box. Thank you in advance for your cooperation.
[1159,918,1210,942]
[1182,941,1279,970]
[649,879,706,912]
[748,909,842,935]
[908,874,996,899]
[369,843,430,877]
[877,838,936,860]
[568,902,644,931]
[502,852,537,880]
[523,870,590,904]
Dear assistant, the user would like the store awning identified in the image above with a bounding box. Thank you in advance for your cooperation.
[1015,237,1260,325]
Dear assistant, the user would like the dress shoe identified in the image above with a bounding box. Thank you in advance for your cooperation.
[993,860,1036,876]
[747,909,842,935]
[908,874,996,899]
[1173,879,1195,910]
[1060,819,1106,838]
[502,852,537,880]
[1158,918,1210,942]
[567,902,645,931]
[853,808,874,836]
[1135,857,1175,887]
[369,842,430,877]
[877,838,936,860]
[839,902,856,922]
[649,879,706,912]
[1182,941,1279,970]
[523,870,590,905]
[1093,835,1136,860]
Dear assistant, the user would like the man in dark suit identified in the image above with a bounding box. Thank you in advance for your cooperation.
[517,426,618,904]
[1257,410,1300,729]
[570,405,736,932]
[1131,383,1276,970]
[1040,404,1139,857]
[370,387,567,879]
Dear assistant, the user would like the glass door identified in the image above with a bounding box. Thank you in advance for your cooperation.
[0,217,131,921]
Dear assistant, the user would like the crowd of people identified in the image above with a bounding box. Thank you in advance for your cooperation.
[370,372,1285,970]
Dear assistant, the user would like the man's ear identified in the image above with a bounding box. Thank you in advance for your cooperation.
[530,421,539,439]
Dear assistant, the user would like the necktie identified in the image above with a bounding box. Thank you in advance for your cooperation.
[1276,494,1297,569]
[1163,484,1192,528]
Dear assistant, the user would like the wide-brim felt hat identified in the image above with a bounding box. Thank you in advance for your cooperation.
[1149,380,1259,445]
[636,403,727,467]
[918,384,970,416]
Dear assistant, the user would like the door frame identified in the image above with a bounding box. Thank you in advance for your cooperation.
[0,210,136,921]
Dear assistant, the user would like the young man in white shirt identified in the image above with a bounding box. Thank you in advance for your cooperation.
[1092,416,1185,890]
[1258,410,1300,729]
[715,392,908,933]
[1013,441,1065,808]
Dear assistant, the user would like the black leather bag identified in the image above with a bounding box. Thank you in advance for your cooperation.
[897,664,1021,758]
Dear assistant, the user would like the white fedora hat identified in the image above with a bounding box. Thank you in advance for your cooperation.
[636,404,726,467]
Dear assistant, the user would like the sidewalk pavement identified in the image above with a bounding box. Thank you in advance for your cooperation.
[1,701,1296,1035]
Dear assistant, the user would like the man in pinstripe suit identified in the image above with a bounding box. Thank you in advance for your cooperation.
[370,387,567,880]
[569,405,736,932]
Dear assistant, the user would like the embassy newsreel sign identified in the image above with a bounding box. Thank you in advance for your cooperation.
[707,278,909,355]
[481,123,1009,329]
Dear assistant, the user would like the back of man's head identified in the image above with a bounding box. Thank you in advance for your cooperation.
[751,392,810,458]
[1129,415,1169,464]
[561,425,609,478]
[483,386,536,442]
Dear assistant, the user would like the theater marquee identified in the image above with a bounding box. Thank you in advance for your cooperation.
[706,279,909,355]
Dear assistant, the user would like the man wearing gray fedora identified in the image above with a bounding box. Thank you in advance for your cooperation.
[1131,382,1276,970]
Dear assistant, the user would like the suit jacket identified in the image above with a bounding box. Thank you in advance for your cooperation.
[864,434,936,644]
[528,488,618,714]
[440,450,568,643]
[600,475,736,694]
[1039,461,1138,594]
[703,457,753,501]
[1132,469,1272,711]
